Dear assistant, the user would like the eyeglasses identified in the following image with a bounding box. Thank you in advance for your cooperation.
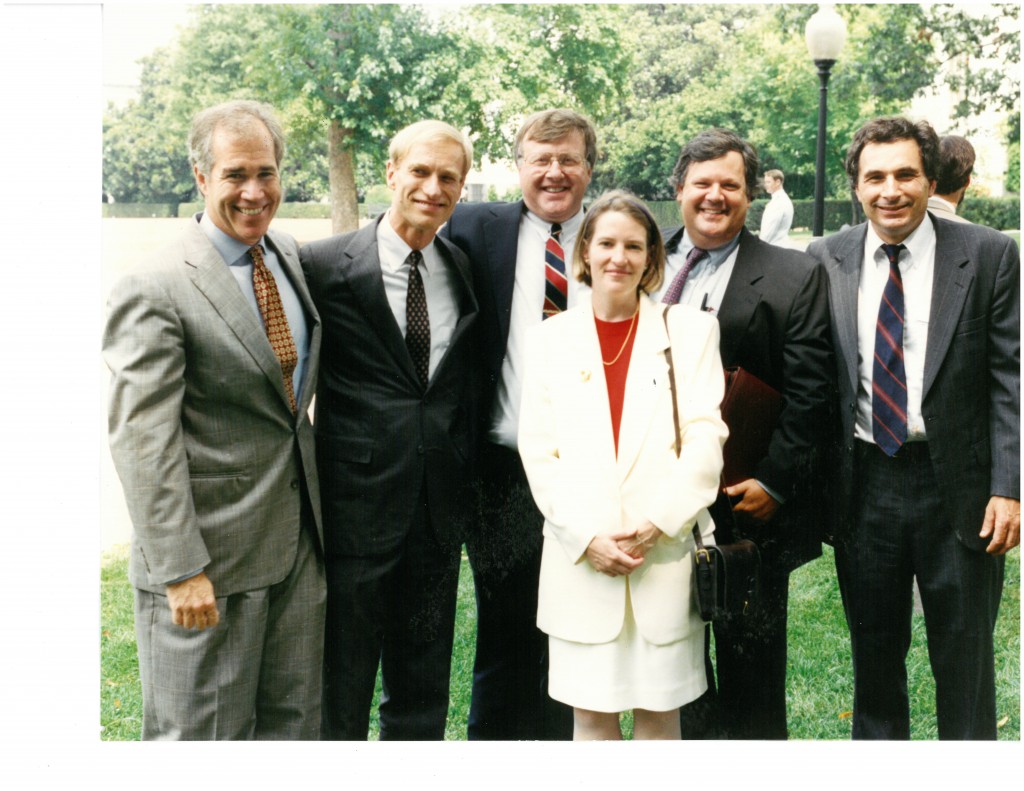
[522,154,587,172]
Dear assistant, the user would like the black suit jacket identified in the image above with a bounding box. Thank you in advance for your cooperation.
[440,200,525,404]
[301,217,480,556]
[663,226,835,573]
[807,216,1020,552]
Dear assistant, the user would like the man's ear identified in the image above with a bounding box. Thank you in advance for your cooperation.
[194,164,208,197]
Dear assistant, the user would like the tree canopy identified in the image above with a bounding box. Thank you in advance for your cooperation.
[103,3,1020,222]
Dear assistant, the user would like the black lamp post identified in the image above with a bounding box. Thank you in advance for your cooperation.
[805,5,847,238]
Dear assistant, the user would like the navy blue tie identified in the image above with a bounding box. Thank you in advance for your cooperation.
[872,243,908,456]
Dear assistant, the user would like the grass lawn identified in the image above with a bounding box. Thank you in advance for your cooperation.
[101,544,1019,741]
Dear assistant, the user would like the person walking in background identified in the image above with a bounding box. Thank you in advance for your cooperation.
[807,116,1019,739]
[440,108,597,740]
[655,129,834,740]
[104,100,326,740]
[759,169,794,246]
[518,190,728,740]
[927,134,976,223]
[301,121,479,740]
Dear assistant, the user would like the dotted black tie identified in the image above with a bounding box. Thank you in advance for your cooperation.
[405,250,430,388]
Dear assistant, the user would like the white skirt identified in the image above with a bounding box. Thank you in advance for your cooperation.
[547,582,707,713]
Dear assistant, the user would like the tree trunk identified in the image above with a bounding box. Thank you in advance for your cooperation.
[328,120,359,233]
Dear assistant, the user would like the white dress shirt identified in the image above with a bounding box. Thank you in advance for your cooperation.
[649,230,741,315]
[490,208,588,449]
[377,211,460,381]
[855,217,936,443]
[759,189,794,246]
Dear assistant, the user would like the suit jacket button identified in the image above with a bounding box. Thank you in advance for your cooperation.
[417,445,424,455]
[290,479,299,490]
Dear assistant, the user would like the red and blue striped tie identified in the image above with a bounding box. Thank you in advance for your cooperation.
[872,243,908,456]
[542,223,567,319]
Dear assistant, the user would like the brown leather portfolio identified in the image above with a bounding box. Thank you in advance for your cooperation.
[720,366,782,487]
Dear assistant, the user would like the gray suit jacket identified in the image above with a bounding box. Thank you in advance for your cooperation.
[927,195,970,224]
[807,216,1020,551]
[104,218,323,595]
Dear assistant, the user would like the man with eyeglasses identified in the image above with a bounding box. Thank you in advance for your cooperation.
[441,108,596,740]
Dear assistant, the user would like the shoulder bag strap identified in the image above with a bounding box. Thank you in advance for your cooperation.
[662,306,702,547]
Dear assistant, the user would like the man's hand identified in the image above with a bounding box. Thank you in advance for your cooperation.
[585,531,645,577]
[980,496,1020,555]
[723,479,780,523]
[166,572,220,630]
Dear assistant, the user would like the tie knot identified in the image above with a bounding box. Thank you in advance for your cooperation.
[249,244,266,267]
[550,223,562,241]
[407,249,423,268]
[685,246,708,267]
[881,243,905,268]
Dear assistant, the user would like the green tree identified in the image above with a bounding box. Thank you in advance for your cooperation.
[594,3,942,204]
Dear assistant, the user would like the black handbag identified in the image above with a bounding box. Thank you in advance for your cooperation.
[690,525,761,622]
[662,307,762,623]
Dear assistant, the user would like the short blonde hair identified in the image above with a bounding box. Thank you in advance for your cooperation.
[572,190,666,295]
[389,120,473,178]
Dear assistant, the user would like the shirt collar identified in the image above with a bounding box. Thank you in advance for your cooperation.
[680,229,741,271]
[523,207,584,240]
[865,213,935,271]
[378,210,439,275]
[198,211,263,267]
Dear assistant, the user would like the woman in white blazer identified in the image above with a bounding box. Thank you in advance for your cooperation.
[518,191,728,740]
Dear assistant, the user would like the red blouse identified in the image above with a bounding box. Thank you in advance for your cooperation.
[595,314,638,457]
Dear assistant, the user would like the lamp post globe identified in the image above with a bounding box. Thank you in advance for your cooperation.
[806,4,847,238]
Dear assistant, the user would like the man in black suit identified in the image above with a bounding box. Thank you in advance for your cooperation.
[301,120,479,740]
[657,129,834,739]
[807,117,1019,740]
[439,108,596,740]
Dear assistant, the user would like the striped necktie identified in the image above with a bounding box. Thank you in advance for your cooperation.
[542,223,567,319]
[250,245,298,414]
[872,243,908,456]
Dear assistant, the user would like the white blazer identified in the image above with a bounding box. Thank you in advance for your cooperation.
[519,295,728,646]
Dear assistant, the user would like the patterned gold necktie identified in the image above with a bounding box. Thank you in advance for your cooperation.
[250,244,298,414]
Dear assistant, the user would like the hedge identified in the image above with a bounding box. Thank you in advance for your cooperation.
[102,195,1020,231]
[102,203,178,218]
[959,195,1021,230]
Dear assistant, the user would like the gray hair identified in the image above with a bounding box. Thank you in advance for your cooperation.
[514,108,598,170]
[188,100,286,174]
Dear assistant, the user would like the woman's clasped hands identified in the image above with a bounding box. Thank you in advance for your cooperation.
[584,520,663,577]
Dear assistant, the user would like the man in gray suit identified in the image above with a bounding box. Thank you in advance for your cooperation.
[104,100,325,739]
[301,121,479,740]
[807,116,1019,739]
[927,134,976,224]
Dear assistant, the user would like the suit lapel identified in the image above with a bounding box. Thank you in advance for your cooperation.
[923,222,973,399]
[567,304,619,479]
[485,201,525,345]
[716,229,765,365]
[268,229,320,416]
[826,226,867,397]
[427,235,479,388]
[616,299,670,482]
[340,219,423,389]
[182,223,289,402]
